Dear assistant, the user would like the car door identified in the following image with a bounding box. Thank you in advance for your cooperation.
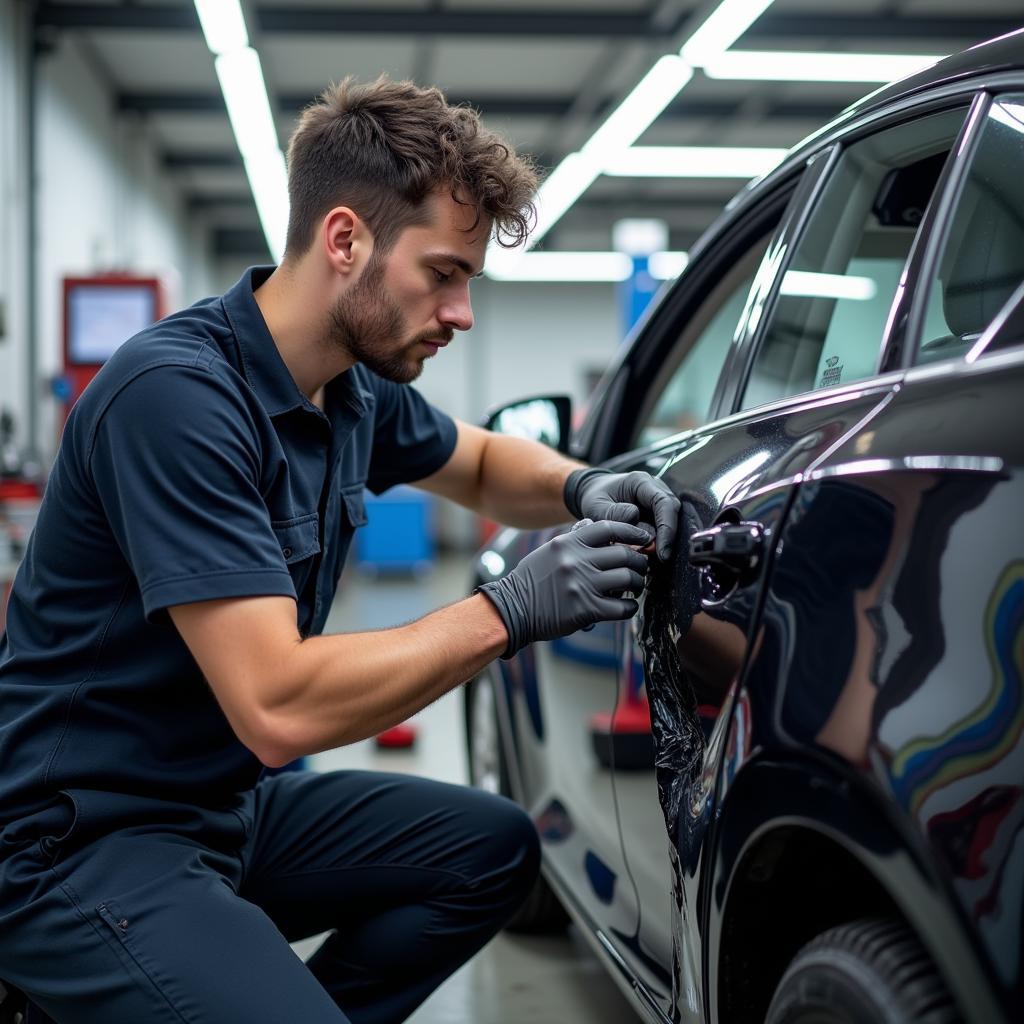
[604,101,975,1022]
[719,91,1024,1024]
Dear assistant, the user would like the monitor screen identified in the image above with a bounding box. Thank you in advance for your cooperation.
[67,283,157,365]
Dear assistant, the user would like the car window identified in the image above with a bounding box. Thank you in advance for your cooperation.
[915,94,1024,365]
[740,106,968,410]
[633,235,770,448]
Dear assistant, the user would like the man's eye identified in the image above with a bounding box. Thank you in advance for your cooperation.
[432,268,451,284]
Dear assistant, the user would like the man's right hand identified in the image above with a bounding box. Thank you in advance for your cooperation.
[477,519,652,659]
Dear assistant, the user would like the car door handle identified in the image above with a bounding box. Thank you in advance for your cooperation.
[688,522,765,575]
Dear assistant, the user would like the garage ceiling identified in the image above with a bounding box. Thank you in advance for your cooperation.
[33,1,1024,262]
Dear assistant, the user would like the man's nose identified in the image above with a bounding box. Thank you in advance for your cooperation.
[438,288,474,332]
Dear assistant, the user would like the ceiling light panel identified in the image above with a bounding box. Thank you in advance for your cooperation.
[703,50,944,83]
[603,146,788,178]
[194,0,248,56]
[680,0,777,65]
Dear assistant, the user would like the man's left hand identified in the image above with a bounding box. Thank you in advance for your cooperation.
[565,469,681,561]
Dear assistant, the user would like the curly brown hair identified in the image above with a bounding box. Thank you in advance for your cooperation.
[284,76,538,259]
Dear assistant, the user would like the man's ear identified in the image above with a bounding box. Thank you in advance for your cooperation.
[323,207,373,278]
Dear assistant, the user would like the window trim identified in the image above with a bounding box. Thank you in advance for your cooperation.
[729,96,981,415]
[722,144,840,417]
[580,179,798,465]
[898,91,992,370]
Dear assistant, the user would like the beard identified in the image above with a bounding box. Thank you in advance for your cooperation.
[326,254,437,384]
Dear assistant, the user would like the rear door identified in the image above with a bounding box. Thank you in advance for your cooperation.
[738,91,1024,1023]
[606,100,975,1022]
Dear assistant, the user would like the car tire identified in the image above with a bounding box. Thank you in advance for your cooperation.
[464,672,568,934]
[765,918,959,1024]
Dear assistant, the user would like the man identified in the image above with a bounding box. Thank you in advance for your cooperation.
[0,78,679,1023]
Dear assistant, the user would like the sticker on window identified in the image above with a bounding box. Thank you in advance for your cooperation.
[819,355,843,388]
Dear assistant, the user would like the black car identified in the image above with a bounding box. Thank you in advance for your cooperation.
[466,31,1024,1024]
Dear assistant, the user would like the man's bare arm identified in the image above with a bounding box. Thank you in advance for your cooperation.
[169,593,507,767]
[169,520,651,768]
[414,419,581,528]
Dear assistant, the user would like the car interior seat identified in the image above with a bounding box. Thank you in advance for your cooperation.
[919,152,1024,362]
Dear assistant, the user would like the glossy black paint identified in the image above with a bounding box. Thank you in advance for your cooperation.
[471,34,1024,1024]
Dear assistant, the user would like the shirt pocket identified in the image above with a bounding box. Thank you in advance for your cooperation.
[340,485,368,530]
[271,512,321,596]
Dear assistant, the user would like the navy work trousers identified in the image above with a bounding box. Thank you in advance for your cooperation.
[0,770,540,1023]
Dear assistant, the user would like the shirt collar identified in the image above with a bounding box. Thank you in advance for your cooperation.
[221,265,322,418]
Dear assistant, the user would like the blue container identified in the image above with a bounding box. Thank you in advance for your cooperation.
[356,486,435,574]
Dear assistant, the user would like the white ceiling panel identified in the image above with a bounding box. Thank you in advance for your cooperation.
[150,114,235,151]
[171,168,250,193]
[261,37,421,92]
[431,38,607,95]
[35,0,1022,259]
[84,30,218,90]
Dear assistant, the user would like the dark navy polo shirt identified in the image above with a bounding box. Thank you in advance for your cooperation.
[0,266,456,843]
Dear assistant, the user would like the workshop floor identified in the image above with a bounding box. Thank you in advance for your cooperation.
[291,555,639,1023]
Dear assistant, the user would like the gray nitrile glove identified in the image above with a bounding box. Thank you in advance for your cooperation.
[478,519,653,659]
[564,468,681,561]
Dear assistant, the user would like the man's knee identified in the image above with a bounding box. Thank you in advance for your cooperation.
[467,792,540,900]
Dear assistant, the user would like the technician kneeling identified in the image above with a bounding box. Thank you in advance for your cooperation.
[0,77,680,1024]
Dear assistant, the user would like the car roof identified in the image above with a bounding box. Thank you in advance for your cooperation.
[719,29,1024,220]
[849,27,1024,119]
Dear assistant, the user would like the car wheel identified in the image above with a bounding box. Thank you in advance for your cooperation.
[765,918,958,1024]
[464,672,568,933]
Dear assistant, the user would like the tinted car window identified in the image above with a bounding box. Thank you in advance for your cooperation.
[916,94,1024,365]
[741,107,967,410]
[634,235,769,448]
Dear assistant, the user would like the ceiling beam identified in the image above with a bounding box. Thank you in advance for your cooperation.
[125,90,851,123]
[36,3,663,38]
[164,152,242,170]
[188,194,254,209]
[746,14,1019,43]
[36,4,1018,45]
[211,227,272,258]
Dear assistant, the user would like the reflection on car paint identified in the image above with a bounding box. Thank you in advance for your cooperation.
[585,849,617,905]
[535,798,574,844]
[741,458,1021,1014]
[890,561,1024,816]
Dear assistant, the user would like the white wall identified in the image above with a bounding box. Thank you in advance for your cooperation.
[416,278,622,424]
[8,25,217,459]
[0,0,32,447]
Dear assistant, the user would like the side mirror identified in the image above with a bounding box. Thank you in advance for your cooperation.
[481,395,572,454]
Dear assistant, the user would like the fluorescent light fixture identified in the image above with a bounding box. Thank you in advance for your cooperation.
[580,55,694,163]
[528,152,604,250]
[194,0,248,55]
[198,3,288,261]
[613,219,669,256]
[487,251,632,282]
[244,150,289,263]
[485,250,689,283]
[989,100,1024,134]
[681,0,776,65]
[650,251,690,280]
[604,145,787,179]
[215,48,280,160]
[780,271,878,301]
[703,50,943,83]
[518,55,694,253]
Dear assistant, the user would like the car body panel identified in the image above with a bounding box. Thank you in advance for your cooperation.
[709,350,1024,1022]
[472,33,1024,1024]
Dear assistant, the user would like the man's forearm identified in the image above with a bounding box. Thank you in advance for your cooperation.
[476,432,583,529]
[261,594,508,763]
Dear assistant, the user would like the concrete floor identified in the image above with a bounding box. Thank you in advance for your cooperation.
[291,554,639,1023]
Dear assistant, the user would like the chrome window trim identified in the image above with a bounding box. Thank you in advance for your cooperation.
[903,92,994,368]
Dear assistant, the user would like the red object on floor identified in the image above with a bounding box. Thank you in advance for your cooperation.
[375,722,418,748]
[589,696,652,735]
